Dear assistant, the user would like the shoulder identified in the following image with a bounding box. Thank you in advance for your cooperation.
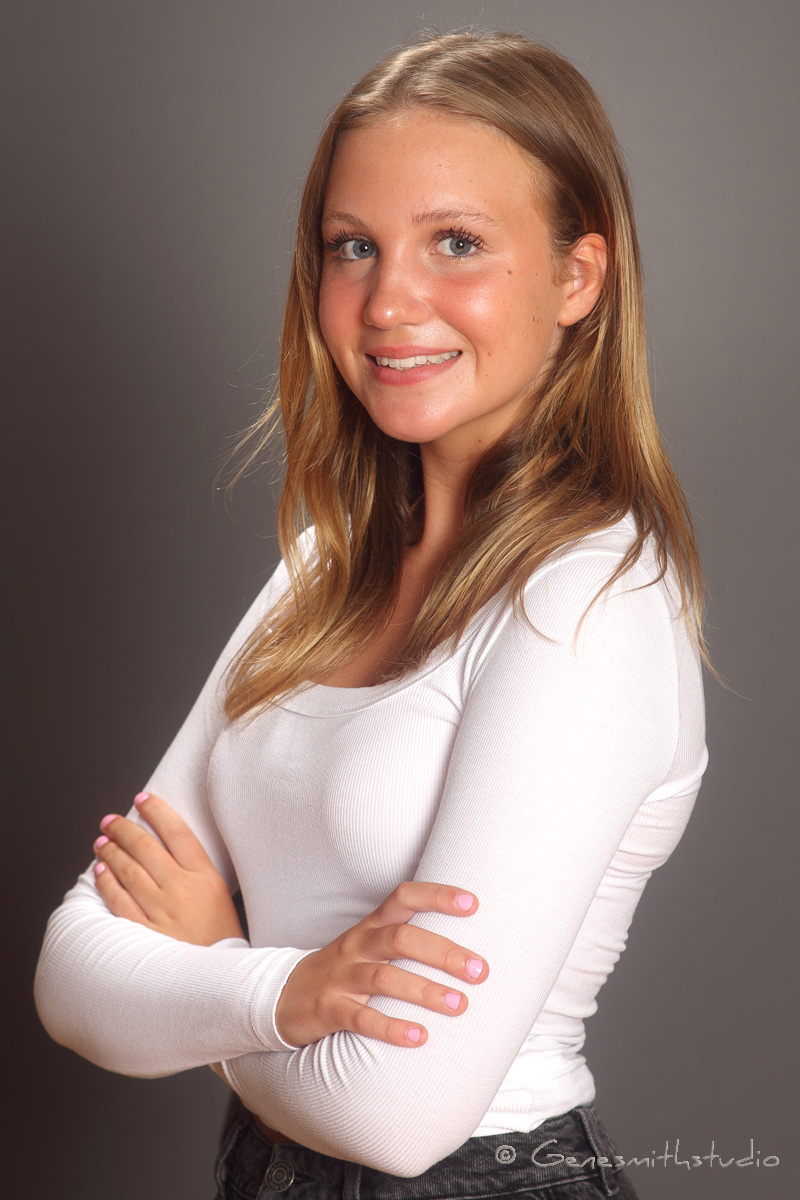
[468,514,684,682]
[524,515,675,637]
[454,517,695,791]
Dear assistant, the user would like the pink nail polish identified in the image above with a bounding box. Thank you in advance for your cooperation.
[94,862,106,876]
[407,1027,421,1043]
[445,992,461,1010]
[134,792,149,806]
[100,814,118,831]
[456,893,473,910]
[94,835,110,851]
[467,958,482,979]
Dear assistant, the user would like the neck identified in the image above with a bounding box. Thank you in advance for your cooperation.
[410,443,475,559]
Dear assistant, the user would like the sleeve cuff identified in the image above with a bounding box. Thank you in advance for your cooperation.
[249,946,319,1052]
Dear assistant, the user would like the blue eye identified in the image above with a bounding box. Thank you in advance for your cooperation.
[437,228,483,257]
[339,238,376,260]
[440,236,477,257]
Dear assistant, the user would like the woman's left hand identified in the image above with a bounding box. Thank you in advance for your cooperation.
[92,792,245,946]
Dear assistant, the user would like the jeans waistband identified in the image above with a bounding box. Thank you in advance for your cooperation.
[216,1097,627,1200]
[357,1107,623,1199]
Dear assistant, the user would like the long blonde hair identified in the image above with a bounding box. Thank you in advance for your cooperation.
[222,28,707,721]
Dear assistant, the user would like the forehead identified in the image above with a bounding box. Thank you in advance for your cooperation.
[323,109,547,218]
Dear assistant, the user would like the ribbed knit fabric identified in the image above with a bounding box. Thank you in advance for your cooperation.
[34,515,706,1176]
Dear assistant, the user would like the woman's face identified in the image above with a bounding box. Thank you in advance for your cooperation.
[318,109,592,464]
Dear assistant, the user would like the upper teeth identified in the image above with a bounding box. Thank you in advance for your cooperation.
[374,351,460,370]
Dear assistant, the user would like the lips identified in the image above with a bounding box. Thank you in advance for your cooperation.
[364,347,462,386]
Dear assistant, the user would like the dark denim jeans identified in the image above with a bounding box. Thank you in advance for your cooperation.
[213,1095,640,1200]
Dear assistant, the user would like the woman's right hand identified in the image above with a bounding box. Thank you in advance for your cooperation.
[274,881,488,1049]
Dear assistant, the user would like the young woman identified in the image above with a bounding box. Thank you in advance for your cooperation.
[35,29,707,1200]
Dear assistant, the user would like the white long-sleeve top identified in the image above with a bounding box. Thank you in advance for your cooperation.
[35,515,707,1176]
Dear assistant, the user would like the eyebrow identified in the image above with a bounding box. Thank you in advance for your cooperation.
[322,208,500,228]
[413,209,499,227]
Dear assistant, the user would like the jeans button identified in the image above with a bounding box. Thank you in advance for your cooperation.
[264,1159,295,1191]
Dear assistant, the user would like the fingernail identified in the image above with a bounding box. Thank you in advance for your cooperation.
[445,992,461,1010]
[100,814,119,831]
[134,792,149,806]
[94,835,110,851]
[467,958,483,979]
[94,862,106,876]
[407,1027,421,1043]
[456,893,473,910]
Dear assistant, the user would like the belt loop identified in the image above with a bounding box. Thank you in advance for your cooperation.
[577,1107,619,1197]
[343,1160,362,1200]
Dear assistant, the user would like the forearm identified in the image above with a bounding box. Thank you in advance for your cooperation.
[34,870,315,1075]
[217,1013,507,1176]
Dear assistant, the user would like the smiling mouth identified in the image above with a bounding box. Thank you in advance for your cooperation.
[369,351,461,371]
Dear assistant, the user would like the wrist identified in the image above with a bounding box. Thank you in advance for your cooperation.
[274,949,319,1049]
[249,947,320,1053]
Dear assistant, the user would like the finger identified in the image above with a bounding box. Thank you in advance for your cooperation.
[363,920,488,984]
[132,792,215,872]
[367,881,479,929]
[348,961,469,1016]
[93,834,162,914]
[93,858,150,925]
[339,999,429,1048]
[98,814,181,890]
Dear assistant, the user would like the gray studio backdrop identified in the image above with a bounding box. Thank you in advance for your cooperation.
[7,2,797,1198]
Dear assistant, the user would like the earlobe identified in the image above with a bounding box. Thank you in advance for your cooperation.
[557,234,608,327]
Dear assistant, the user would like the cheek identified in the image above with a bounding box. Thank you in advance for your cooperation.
[431,275,504,342]
[317,279,340,348]
[445,276,537,359]
[318,273,360,350]
[447,263,548,325]
[466,277,561,379]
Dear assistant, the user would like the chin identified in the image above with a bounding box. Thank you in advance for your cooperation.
[366,415,452,446]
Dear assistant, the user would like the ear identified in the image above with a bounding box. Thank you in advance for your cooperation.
[557,234,607,327]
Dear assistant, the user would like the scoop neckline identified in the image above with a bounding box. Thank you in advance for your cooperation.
[276,513,638,716]
[277,586,510,716]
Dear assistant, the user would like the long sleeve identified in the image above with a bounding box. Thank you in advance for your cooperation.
[217,551,706,1175]
[34,558,316,1073]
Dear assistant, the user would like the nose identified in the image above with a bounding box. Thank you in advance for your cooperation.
[362,255,430,329]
